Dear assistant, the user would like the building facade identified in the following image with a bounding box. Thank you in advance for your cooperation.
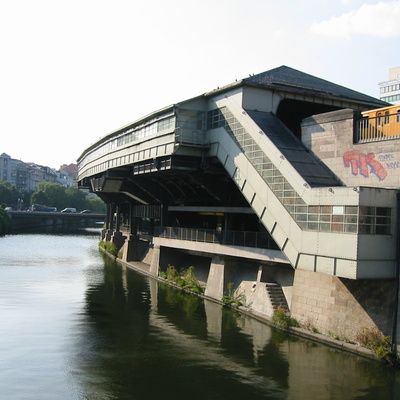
[77,66,400,348]
[1,153,33,192]
[0,153,75,194]
[379,66,400,105]
[55,164,78,188]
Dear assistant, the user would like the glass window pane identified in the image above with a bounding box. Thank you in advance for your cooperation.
[346,224,358,233]
[308,222,319,230]
[332,215,344,223]
[345,216,358,224]
[345,206,358,215]
[331,223,344,232]
[359,224,372,234]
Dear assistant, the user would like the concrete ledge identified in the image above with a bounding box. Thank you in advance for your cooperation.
[236,306,378,362]
[153,237,289,264]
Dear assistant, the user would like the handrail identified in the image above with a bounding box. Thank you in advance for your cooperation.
[357,113,400,143]
[153,226,279,250]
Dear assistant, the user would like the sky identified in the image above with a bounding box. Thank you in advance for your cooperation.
[1,0,399,169]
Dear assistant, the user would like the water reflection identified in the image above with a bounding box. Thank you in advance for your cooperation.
[2,232,399,399]
[74,258,400,400]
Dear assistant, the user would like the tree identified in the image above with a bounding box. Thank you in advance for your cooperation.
[0,180,19,208]
[65,187,87,210]
[35,182,66,210]
[31,191,50,206]
[86,196,106,213]
[30,182,106,212]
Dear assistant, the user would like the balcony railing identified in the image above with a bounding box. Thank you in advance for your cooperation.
[153,226,280,250]
[356,113,400,143]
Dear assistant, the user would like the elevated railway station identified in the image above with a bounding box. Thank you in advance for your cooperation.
[78,66,400,343]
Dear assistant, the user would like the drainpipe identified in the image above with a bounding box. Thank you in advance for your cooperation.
[391,191,400,355]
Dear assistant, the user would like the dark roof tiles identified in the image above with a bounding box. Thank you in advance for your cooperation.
[243,66,388,108]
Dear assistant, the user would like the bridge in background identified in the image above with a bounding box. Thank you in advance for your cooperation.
[7,211,105,233]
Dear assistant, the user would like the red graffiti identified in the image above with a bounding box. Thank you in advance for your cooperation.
[343,150,387,181]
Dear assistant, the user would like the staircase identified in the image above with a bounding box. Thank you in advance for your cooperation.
[206,95,397,280]
[265,283,289,312]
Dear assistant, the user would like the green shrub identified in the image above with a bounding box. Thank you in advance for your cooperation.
[181,266,204,293]
[222,282,246,307]
[272,306,300,328]
[356,326,391,359]
[99,240,119,257]
[160,265,204,294]
[165,265,180,282]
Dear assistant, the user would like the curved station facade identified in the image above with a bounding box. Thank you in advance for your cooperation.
[78,66,400,344]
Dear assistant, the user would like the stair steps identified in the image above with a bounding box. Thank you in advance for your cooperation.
[265,283,289,312]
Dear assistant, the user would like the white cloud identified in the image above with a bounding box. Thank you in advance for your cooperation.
[310,1,400,38]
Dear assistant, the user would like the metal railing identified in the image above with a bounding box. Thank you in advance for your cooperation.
[356,113,400,143]
[154,226,280,250]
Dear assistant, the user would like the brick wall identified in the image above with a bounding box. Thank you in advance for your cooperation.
[301,109,400,189]
[290,269,396,342]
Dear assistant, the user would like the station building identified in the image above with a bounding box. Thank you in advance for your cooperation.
[78,66,400,346]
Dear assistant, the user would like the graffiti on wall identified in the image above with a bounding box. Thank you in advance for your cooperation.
[378,153,400,169]
[343,150,387,181]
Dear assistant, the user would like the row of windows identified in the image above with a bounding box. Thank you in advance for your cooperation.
[115,117,176,148]
[79,143,173,179]
[207,107,392,235]
[80,115,176,166]
[380,83,400,94]
[294,205,391,234]
[380,94,400,103]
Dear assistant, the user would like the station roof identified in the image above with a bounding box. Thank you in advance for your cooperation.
[79,66,388,162]
[240,66,389,108]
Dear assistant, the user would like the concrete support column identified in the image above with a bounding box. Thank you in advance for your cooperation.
[105,229,113,241]
[122,234,140,262]
[256,265,263,284]
[205,257,225,300]
[111,230,125,250]
[149,244,161,277]
[129,204,138,235]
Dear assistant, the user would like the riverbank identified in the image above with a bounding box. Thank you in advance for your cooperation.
[99,247,382,364]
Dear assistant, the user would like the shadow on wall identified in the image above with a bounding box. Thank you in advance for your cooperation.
[340,277,396,337]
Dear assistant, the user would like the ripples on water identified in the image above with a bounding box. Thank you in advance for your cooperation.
[1,232,400,400]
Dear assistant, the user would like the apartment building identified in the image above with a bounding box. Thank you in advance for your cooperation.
[379,66,400,105]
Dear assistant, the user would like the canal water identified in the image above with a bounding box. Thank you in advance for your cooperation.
[1,232,400,400]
